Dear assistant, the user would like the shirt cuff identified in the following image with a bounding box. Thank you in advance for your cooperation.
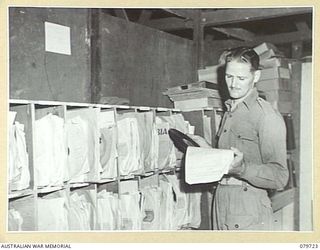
[238,160,259,181]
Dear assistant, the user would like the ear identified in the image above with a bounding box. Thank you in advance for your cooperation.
[253,70,261,83]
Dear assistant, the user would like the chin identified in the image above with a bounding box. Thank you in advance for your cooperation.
[230,92,242,99]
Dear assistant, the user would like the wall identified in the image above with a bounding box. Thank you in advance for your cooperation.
[9,7,91,102]
[9,8,194,107]
[96,13,194,107]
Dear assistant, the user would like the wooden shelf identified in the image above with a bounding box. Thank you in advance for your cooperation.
[37,186,65,194]
[8,189,34,199]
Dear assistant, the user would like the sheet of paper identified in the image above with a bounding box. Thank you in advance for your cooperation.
[203,115,212,145]
[215,112,223,136]
[45,22,71,55]
[99,110,115,129]
[9,111,17,125]
[185,146,234,184]
[188,125,195,135]
[66,116,90,180]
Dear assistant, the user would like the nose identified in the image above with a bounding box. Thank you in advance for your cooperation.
[230,77,237,88]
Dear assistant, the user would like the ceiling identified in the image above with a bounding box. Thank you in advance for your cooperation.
[101,8,312,52]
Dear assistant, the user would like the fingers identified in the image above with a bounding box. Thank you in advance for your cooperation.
[230,147,240,154]
[230,147,243,157]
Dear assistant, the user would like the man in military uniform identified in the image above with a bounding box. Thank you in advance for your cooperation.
[191,47,289,230]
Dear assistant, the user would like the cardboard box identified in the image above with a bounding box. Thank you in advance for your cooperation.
[167,90,221,102]
[164,81,218,94]
[258,90,292,102]
[253,42,279,55]
[174,97,223,111]
[260,57,289,69]
[260,67,290,81]
[269,101,292,114]
[259,49,277,61]
[163,84,222,102]
[256,79,291,91]
[197,64,223,84]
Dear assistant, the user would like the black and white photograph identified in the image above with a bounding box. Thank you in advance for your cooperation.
[7,6,314,235]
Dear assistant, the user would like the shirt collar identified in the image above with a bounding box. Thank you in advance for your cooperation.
[225,88,259,112]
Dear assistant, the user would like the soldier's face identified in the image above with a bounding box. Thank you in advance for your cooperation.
[225,61,256,99]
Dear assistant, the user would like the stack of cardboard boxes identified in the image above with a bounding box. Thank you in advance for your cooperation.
[163,81,224,111]
[165,42,293,115]
[254,43,293,114]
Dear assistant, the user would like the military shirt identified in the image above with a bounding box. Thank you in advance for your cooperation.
[217,88,289,190]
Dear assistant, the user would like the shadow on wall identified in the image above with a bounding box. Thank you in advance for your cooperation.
[217,65,230,108]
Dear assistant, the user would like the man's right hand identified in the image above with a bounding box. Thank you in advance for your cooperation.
[187,134,212,148]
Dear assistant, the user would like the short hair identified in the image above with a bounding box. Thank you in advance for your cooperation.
[224,46,260,71]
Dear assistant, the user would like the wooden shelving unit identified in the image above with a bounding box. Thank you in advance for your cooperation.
[8,99,217,231]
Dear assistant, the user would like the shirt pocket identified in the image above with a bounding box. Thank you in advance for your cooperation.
[231,126,257,143]
[230,127,259,160]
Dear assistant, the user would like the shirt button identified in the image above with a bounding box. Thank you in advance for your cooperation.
[224,129,227,133]
[235,224,239,229]
[229,114,232,118]
[243,187,248,191]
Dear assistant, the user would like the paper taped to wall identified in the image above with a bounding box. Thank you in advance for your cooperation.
[185,146,234,184]
[45,22,71,55]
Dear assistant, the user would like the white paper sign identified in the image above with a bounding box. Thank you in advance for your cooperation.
[185,146,234,185]
[45,22,71,55]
